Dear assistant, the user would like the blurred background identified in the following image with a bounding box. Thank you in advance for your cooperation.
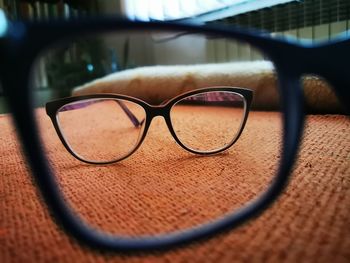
[1,0,349,38]
[0,0,349,113]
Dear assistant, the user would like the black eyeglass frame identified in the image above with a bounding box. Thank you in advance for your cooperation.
[0,17,349,252]
[46,87,253,164]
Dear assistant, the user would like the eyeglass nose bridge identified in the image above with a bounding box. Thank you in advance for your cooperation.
[144,104,174,136]
[147,104,170,120]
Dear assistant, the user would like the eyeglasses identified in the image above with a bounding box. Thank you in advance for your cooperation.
[1,15,349,252]
[46,87,252,164]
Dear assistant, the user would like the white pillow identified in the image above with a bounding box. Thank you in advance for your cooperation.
[73,61,341,112]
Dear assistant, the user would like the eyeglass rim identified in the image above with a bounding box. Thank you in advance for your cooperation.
[46,86,253,164]
[53,98,148,164]
[168,89,251,155]
[4,18,337,251]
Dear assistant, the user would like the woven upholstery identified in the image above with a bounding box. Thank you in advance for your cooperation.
[0,109,349,262]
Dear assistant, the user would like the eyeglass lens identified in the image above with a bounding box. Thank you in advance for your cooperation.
[57,98,146,163]
[170,91,246,153]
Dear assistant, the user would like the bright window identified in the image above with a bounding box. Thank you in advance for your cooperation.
[123,0,296,21]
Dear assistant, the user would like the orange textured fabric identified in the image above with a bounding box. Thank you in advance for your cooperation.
[0,111,349,262]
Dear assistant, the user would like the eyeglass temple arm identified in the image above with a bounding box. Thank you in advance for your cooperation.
[57,99,143,127]
[115,100,144,127]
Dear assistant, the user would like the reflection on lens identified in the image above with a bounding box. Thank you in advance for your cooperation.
[170,91,246,153]
[57,98,146,163]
